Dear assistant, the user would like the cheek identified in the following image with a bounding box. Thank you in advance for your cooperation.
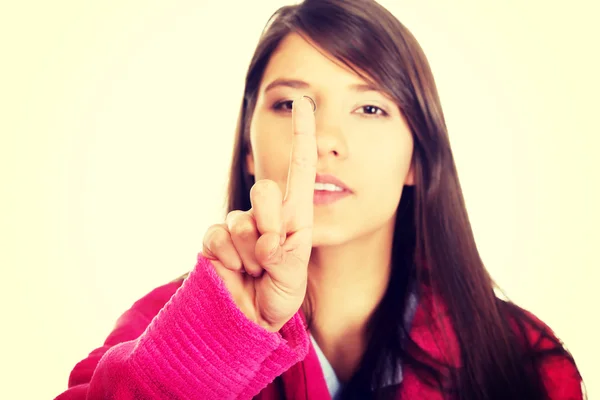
[359,135,412,180]
[355,137,413,208]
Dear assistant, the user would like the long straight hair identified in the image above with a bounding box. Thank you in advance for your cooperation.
[225,0,580,398]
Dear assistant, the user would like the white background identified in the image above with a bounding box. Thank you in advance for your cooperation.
[1,0,598,398]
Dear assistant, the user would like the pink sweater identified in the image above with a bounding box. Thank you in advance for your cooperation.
[55,253,583,399]
[56,253,311,399]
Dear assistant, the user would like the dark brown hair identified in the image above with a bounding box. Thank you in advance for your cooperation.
[224,0,581,399]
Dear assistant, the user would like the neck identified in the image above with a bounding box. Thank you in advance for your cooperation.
[302,220,395,381]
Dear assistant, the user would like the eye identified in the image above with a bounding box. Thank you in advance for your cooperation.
[356,105,388,117]
[272,100,294,112]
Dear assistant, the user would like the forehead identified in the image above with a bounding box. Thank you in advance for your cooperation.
[262,32,369,88]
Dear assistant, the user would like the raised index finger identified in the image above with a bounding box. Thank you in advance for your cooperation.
[283,96,317,228]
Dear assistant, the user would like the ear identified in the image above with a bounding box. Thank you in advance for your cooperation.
[404,162,415,186]
[246,151,255,176]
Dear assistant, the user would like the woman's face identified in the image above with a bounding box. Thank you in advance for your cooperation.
[247,32,414,247]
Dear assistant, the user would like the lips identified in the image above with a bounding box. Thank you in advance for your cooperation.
[313,173,352,205]
[315,173,352,192]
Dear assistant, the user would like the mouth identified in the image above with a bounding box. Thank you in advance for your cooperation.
[313,173,352,205]
[315,173,351,191]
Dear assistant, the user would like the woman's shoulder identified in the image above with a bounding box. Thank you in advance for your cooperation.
[500,301,585,398]
[499,300,567,350]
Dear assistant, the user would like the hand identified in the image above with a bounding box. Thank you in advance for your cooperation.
[202,96,317,332]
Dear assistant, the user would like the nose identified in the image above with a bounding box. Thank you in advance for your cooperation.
[314,106,348,160]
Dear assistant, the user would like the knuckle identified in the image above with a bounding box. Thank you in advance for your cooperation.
[203,224,224,243]
[209,227,230,251]
[226,210,244,222]
[251,179,280,200]
[230,217,256,240]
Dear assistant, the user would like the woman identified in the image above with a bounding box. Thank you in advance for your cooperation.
[56,0,584,399]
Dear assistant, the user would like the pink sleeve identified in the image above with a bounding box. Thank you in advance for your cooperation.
[55,253,310,400]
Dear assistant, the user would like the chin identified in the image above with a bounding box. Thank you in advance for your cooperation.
[310,226,350,248]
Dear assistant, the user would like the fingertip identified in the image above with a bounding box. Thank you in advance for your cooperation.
[302,95,316,112]
[293,95,316,114]
[256,232,281,265]
[291,97,317,140]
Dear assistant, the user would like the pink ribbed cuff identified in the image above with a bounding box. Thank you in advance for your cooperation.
[125,253,309,398]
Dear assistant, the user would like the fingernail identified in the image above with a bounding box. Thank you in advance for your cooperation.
[269,244,279,259]
[252,270,264,278]
[301,95,317,113]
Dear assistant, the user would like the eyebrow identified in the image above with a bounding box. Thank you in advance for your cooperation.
[263,78,382,94]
